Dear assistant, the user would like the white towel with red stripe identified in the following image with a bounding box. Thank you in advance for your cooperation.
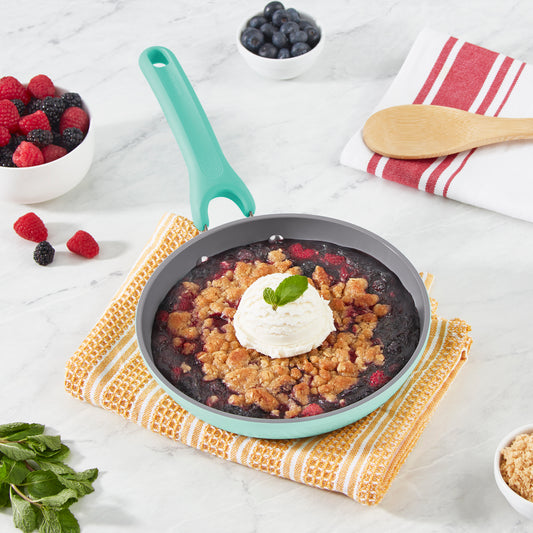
[341,28,533,223]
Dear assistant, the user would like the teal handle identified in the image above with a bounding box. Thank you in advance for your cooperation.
[139,46,255,230]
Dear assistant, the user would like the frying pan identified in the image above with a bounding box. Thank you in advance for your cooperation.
[136,47,431,439]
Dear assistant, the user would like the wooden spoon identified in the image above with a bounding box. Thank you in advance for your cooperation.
[362,104,533,159]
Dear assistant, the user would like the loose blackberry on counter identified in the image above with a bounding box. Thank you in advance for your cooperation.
[33,241,55,266]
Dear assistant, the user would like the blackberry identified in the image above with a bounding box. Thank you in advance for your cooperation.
[33,241,55,266]
[52,131,63,146]
[41,96,65,127]
[8,134,26,151]
[26,98,42,115]
[11,99,26,116]
[61,92,82,108]
[0,146,14,167]
[61,127,84,151]
[27,129,53,147]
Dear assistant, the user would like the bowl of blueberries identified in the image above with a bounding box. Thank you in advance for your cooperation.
[237,2,324,80]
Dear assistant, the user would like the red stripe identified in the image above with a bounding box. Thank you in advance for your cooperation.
[381,41,499,188]
[443,60,526,197]
[476,56,513,114]
[413,37,458,104]
[366,36,458,176]
[425,55,512,194]
[494,62,526,116]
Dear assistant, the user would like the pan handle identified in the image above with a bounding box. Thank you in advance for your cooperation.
[139,46,255,230]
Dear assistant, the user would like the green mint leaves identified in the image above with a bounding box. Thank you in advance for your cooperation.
[0,422,98,533]
[263,275,309,311]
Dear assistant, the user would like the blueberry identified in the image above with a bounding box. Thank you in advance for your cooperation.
[286,7,300,21]
[258,42,278,58]
[305,25,321,47]
[279,21,299,35]
[248,15,267,28]
[272,31,288,48]
[289,30,308,44]
[272,8,289,27]
[291,42,310,56]
[264,1,284,20]
[260,22,276,40]
[298,19,314,30]
[277,47,291,59]
[241,27,265,52]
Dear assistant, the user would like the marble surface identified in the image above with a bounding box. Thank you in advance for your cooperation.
[3,0,533,531]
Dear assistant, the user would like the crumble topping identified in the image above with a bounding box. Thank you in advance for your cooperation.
[164,248,390,418]
[500,432,533,502]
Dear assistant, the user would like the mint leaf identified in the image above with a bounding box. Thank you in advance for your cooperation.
[0,424,44,440]
[10,490,39,533]
[1,457,30,485]
[56,509,79,533]
[39,507,60,533]
[26,435,62,454]
[35,489,78,510]
[24,471,64,500]
[0,482,9,508]
[0,442,36,461]
[58,469,98,497]
[275,275,308,306]
[263,287,277,309]
[263,275,309,311]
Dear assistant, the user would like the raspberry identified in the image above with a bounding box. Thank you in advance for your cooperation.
[300,403,324,417]
[59,106,89,134]
[0,99,20,133]
[33,241,55,266]
[61,127,84,151]
[288,243,318,260]
[41,96,65,127]
[27,74,55,99]
[0,125,10,147]
[369,370,390,388]
[13,212,48,242]
[13,141,44,167]
[0,76,31,104]
[67,230,99,258]
[61,92,82,108]
[18,110,51,135]
[26,129,53,147]
[324,253,346,265]
[41,144,67,163]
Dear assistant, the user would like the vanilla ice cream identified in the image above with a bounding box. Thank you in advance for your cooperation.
[233,273,335,358]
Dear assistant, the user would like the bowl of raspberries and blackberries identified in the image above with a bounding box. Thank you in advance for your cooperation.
[0,74,94,203]
[237,2,324,79]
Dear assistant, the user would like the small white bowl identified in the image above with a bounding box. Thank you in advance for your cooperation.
[0,87,94,204]
[494,423,533,520]
[236,11,324,80]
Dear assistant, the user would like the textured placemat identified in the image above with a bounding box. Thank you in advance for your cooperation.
[65,213,472,505]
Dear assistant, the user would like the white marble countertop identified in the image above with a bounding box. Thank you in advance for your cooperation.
[3,1,533,531]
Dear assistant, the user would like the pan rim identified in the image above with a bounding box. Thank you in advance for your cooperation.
[135,213,431,438]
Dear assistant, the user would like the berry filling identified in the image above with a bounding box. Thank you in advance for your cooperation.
[151,239,420,419]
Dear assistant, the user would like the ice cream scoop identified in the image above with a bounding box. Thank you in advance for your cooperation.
[233,272,335,358]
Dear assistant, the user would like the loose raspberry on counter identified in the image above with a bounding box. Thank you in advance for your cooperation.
[27,74,56,99]
[0,125,10,147]
[12,141,44,167]
[0,76,31,104]
[67,230,99,258]
[33,241,55,266]
[59,106,89,134]
[41,144,67,163]
[13,212,48,242]
[19,110,51,135]
[0,99,20,133]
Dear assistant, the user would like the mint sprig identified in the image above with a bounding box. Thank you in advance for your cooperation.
[263,275,309,311]
[0,422,98,533]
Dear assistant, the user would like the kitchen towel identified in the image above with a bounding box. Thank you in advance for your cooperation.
[64,213,472,505]
[341,27,533,224]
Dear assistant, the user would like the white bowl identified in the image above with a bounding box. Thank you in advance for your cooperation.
[236,11,324,80]
[494,423,533,520]
[0,87,94,204]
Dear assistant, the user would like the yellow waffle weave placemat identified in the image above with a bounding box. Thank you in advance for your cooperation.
[64,213,472,505]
